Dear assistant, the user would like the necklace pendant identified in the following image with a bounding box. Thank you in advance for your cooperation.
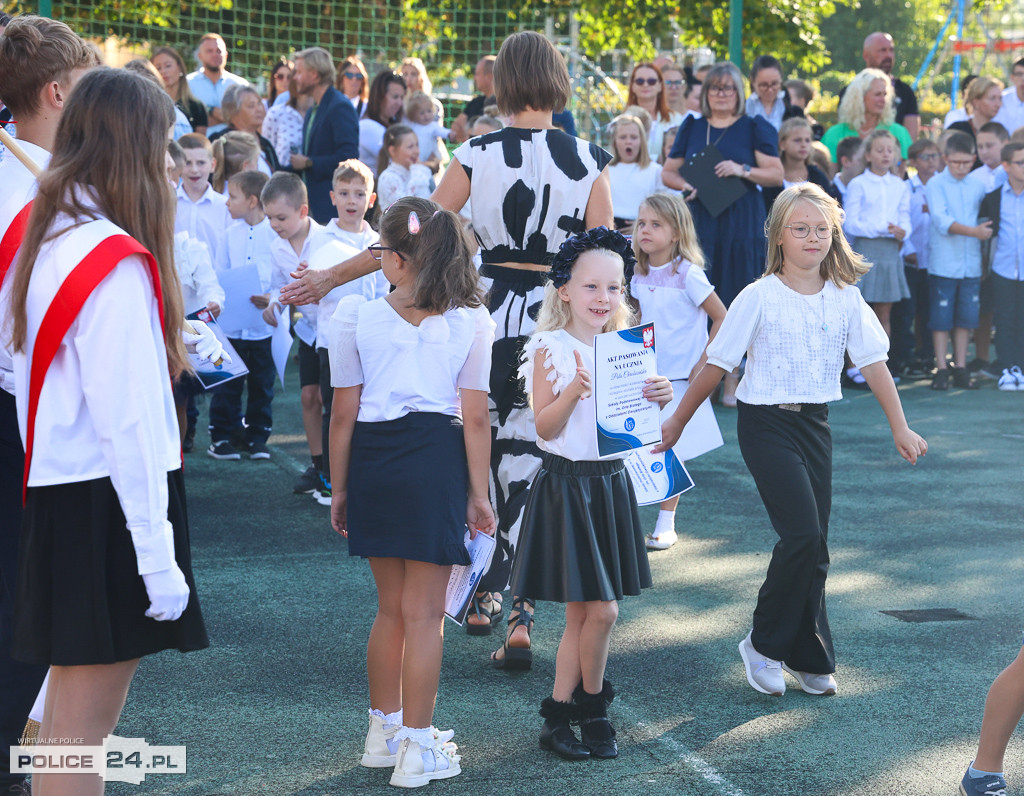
[821,322,828,332]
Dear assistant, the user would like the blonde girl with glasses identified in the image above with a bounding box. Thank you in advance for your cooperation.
[654,183,926,698]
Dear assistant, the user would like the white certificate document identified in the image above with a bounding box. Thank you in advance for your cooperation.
[593,322,661,458]
[215,264,266,336]
[624,448,695,506]
[444,530,497,625]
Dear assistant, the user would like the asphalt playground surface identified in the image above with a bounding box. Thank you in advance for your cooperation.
[104,346,1024,796]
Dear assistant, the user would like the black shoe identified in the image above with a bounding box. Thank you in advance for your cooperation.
[966,357,988,373]
[248,439,271,460]
[182,427,195,453]
[207,440,241,460]
[574,681,618,759]
[930,369,950,391]
[951,366,980,390]
[538,698,590,760]
[293,465,319,494]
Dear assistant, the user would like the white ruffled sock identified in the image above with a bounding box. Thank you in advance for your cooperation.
[654,509,676,537]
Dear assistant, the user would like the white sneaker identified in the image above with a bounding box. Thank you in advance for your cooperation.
[389,729,461,789]
[738,632,785,696]
[998,369,1019,391]
[781,664,837,695]
[1012,365,1024,391]
[645,529,678,550]
[361,710,401,768]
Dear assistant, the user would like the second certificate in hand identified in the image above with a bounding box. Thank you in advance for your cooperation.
[593,322,662,457]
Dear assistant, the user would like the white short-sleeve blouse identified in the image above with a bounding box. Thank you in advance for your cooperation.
[705,274,888,405]
[328,295,494,422]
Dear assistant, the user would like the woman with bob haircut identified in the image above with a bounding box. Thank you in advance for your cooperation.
[276,30,613,672]
[661,61,783,406]
[821,68,913,161]
[655,183,926,698]
[7,67,209,796]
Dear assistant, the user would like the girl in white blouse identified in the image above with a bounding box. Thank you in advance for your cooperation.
[327,197,495,788]
[607,114,663,231]
[7,69,209,796]
[510,228,671,762]
[630,194,726,550]
[655,184,927,698]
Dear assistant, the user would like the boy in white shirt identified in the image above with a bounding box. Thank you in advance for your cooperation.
[175,133,231,261]
[314,160,384,501]
[262,172,330,500]
[832,136,865,208]
[208,170,277,460]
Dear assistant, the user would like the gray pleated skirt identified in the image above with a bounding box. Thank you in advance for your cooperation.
[854,237,910,303]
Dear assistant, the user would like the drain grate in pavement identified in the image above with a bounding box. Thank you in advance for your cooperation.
[880,608,977,623]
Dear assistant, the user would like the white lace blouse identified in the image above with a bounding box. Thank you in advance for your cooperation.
[520,329,626,462]
[705,275,888,405]
[328,295,494,422]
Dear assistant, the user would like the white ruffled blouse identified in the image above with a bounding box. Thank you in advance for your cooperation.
[520,328,619,461]
[328,295,494,422]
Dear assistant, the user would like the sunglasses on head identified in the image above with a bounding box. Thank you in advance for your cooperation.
[634,77,659,86]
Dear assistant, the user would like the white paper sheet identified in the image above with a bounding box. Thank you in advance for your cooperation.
[624,447,694,506]
[215,264,266,336]
[444,530,497,625]
[270,305,293,388]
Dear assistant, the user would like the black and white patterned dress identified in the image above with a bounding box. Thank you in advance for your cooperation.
[453,127,612,592]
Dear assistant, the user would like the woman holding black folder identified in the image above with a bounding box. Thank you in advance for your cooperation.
[662,61,783,406]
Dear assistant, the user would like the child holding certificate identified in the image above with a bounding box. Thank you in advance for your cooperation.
[654,184,927,698]
[631,193,727,550]
[327,197,495,788]
[510,227,672,762]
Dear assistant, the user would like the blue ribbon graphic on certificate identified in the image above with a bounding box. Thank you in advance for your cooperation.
[593,322,661,457]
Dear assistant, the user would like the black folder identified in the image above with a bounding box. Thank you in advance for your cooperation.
[678,144,749,218]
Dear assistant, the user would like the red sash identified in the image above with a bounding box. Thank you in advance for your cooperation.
[23,234,164,500]
[0,200,33,289]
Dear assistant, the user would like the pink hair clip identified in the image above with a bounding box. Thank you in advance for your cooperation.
[408,211,421,235]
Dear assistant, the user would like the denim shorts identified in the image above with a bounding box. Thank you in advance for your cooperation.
[928,275,980,331]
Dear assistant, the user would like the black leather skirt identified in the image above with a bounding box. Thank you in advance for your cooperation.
[510,453,652,603]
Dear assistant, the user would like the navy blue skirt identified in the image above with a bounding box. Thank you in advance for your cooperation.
[347,412,471,566]
[510,454,652,603]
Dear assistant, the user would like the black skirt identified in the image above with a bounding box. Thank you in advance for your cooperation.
[13,469,209,666]
[347,412,471,567]
[510,454,652,603]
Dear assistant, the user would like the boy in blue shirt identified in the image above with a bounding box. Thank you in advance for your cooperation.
[923,131,992,390]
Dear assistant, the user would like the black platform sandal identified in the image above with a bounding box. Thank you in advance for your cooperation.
[489,597,534,670]
[574,680,618,759]
[465,591,503,636]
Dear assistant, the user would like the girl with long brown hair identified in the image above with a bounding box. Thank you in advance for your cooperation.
[8,67,208,796]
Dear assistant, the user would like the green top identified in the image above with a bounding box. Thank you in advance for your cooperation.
[821,121,913,161]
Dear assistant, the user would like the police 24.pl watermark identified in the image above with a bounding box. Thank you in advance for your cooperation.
[11,735,186,784]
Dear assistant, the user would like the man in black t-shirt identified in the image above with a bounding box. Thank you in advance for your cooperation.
[452,54,496,142]
[839,32,920,139]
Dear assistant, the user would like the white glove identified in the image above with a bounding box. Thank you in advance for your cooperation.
[141,564,190,621]
[182,320,231,365]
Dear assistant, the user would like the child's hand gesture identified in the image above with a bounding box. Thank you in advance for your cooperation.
[570,350,592,400]
[642,374,673,408]
[974,220,994,240]
[651,415,683,454]
[894,426,928,465]
[887,223,906,241]
[331,490,348,537]
[262,301,282,327]
[466,495,496,539]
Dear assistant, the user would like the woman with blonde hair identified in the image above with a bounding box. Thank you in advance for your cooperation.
[948,76,1005,167]
[821,68,913,161]
[655,183,926,697]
